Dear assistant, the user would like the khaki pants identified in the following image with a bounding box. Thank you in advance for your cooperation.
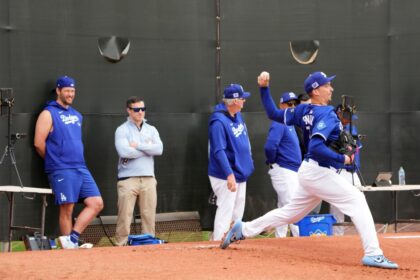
[115,177,157,246]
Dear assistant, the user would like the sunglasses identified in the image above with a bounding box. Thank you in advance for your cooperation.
[286,101,297,107]
[129,107,146,112]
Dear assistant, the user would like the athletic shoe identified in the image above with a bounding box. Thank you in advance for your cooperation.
[58,235,79,249]
[220,219,245,249]
[362,255,399,269]
[79,243,93,249]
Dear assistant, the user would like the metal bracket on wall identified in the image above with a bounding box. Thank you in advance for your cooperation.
[98,36,131,63]
[289,40,320,65]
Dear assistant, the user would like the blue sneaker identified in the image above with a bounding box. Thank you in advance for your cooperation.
[362,255,399,269]
[220,220,245,249]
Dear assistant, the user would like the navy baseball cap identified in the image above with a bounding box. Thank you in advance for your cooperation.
[56,76,76,89]
[223,84,251,99]
[304,71,336,93]
[280,92,298,103]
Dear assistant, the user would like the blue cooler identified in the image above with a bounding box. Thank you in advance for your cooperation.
[296,214,336,236]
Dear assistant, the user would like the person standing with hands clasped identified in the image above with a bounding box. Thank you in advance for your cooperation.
[221,71,398,270]
[114,96,163,246]
[34,76,103,249]
[208,84,254,241]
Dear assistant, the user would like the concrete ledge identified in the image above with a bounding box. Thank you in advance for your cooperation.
[89,211,200,226]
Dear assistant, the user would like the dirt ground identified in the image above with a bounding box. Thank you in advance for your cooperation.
[0,232,419,280]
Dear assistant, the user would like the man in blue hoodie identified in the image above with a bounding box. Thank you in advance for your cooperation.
[264,92,301,237]
[34,76,103,249]
[208,84,254,241]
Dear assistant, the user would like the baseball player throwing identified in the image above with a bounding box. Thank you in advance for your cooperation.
[220,71,399,270]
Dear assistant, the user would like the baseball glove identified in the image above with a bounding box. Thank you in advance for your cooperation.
[328,130,357,157]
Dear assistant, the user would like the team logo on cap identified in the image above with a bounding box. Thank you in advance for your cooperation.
[233,92,239,98]
[311,82,319,89]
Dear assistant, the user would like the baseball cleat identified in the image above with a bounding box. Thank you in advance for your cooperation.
[220,219,245,249]
[362,255,399,269]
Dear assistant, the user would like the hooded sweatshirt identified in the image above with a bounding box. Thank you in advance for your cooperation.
[208,103,254,182]
[44,100,86,172]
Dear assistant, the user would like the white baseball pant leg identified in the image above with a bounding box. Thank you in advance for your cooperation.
[299,160,382,256]
[330,170,362,235]
[209,176,246,241]
[242,181,321,238]
[268,164,300,237]
[243,160,382,256]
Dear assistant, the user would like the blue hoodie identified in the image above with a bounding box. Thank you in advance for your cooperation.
[44,100,86,172]
[208,103,254,182]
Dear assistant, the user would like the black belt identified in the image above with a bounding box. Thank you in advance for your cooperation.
[117,176,153,181]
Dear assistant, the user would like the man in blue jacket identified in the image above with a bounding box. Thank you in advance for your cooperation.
[208,84,254,241]
[34,76,103,249]
[264,92,301,237]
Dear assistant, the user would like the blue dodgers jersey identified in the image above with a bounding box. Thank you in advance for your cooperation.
[284,104,343,167]
[208,103,254,182]
[264,122,301,172]
[44,101,86,172]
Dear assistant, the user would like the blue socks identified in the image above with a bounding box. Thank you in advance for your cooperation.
[69,230,80,244]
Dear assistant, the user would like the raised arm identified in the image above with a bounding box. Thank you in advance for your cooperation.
[257,71,287,123]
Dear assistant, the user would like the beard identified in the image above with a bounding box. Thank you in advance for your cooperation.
[59,95,73,105]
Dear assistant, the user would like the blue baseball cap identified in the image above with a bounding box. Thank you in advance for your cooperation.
[223,84,251,99]
[304,71,336,93]
[280,92,298,103]
[56,76,76,89]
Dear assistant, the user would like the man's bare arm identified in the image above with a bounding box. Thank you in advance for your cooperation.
[34,110,53,158]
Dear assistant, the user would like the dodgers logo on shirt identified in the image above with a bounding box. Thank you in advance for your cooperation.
[316,120,327,130]
[60,114,80,126]
[231,123,245,137]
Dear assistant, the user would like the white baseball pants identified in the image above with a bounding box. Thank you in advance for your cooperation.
[268,164,300,237]
[330,169,362,236]
[209,176,247,241]
[242,160,383,256]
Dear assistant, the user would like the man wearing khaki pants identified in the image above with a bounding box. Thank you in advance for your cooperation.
[114,96,163,246]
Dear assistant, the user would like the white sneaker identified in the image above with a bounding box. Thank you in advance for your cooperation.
[58,236,79,249]
[79,243,93,249]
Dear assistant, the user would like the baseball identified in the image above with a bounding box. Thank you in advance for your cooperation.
[260,71,270,80]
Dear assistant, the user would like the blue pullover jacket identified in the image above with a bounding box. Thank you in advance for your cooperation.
[208,103,254,182]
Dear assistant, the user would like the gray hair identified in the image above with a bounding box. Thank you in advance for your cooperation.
[223,98,235,106]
